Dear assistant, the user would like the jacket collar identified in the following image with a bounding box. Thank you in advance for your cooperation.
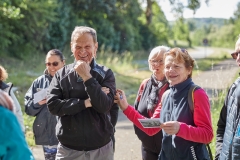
[170,78,193,96]
[0,81,8,90]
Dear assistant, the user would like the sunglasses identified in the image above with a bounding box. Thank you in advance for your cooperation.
[231,51,240,59]
[45,61,59,67]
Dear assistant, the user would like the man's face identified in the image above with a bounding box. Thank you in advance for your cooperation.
[71,33,98,63]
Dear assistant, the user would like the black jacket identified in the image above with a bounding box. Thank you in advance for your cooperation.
[25,71,58,145]
[47,59,117,151]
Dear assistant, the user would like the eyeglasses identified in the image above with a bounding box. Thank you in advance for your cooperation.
[45,61,59,67]
[149,59,164,65]
[231,51,240,59]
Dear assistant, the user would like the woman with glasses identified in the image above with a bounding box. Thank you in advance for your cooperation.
[115,47,213,160]
[25,49,65,160]
[123,46,170,160]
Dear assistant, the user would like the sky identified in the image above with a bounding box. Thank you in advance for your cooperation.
[158,0,239,21]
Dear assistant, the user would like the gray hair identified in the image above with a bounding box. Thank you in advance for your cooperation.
[148,46,170,71]
[71,26,97,43]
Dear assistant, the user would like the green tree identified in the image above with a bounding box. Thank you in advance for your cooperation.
[44,0,72,52]
[0,0,24,52]
[0,0,58,58]
[172,17,192,47]
[145,0,209,25]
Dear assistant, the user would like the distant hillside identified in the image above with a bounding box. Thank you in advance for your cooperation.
[169,17,228,29]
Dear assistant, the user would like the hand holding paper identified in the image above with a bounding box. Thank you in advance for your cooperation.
[34,88,47,104]
[138,118,162,128]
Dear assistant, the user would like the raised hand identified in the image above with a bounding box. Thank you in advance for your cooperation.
[114,89,129,111]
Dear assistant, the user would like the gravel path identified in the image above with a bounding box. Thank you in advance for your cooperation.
[32,57,239,160]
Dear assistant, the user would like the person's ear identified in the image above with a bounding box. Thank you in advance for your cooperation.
[188,66,193,75]
[95,42,98,51]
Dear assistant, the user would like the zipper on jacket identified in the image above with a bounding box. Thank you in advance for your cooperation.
[190,146,197,160]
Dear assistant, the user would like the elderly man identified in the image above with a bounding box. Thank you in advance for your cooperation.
[47,26,118,160]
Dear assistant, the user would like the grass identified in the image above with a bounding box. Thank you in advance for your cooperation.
[1,47,234,158]
[209,90,226,157]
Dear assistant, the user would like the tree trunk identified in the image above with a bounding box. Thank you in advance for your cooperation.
[187,36,192,48]
[146,0,152,25]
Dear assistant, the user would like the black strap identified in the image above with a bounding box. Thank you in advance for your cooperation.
[207,143,213,160]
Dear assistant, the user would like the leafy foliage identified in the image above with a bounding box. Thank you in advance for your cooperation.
[1,0,236,58]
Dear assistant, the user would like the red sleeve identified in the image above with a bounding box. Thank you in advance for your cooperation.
[123,105,161,136]
[176,89,213,144]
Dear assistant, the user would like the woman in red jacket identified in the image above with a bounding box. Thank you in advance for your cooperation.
[115,48,213,160]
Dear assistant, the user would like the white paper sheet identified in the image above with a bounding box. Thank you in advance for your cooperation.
[34,88,47,104]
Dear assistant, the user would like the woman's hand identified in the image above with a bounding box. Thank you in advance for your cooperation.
[38,99,47,105]
[85,98,92,108]
[114,89,129,111]
[85,87,110,108]
[101,87,110,95]
[160,121,180,135]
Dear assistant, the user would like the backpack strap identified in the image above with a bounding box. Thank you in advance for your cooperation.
[188,84,199,113]
[188,84,213,160]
